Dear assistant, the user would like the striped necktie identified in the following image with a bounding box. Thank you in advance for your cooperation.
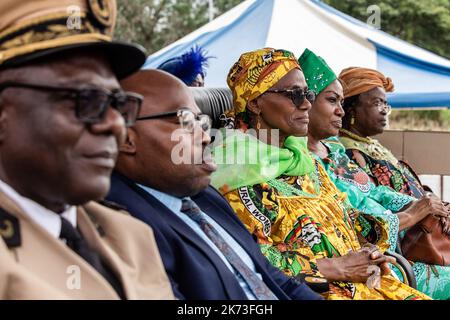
[181,198,278,300]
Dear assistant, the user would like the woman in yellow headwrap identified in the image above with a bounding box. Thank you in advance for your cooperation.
[211,48,429,300]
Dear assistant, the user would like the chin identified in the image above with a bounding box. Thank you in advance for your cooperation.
[187,176,211,196]
[373,127,385,135]
[329,129,339,137]
[68,177,111,205]
[291,131,308,137]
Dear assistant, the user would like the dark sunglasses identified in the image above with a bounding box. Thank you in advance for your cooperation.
[0,81,143,127]
[136,108,211,133]
[264,88,316,107]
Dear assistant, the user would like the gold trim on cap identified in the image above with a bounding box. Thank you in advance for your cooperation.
[88,0,115,27]
[0,33,111,64]
[0,8,114,66]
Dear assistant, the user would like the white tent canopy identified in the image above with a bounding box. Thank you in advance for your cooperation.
[144,0,450,108]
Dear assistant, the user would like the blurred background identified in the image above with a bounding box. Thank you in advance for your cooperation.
[114,0,450,131]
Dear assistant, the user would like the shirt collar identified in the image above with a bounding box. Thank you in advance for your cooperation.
[137,184,183,213]
[0,179,77,238]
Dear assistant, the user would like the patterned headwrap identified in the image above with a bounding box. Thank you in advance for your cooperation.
[338,67,395,98]
[298,48,337,95]
[226,48,301,115]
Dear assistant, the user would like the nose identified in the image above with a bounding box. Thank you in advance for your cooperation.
[89,107,127,145]
[201,127,212,146]
[380,105,390,115]
[299,98,312,112]
[336,104,345,117]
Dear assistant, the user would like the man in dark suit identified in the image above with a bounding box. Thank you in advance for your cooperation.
[107,69,322,300]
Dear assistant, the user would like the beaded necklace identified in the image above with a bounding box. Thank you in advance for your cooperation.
[339,128,398,164]
[339,128,371,143]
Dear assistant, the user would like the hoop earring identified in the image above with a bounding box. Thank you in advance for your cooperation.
[256,114,261,130]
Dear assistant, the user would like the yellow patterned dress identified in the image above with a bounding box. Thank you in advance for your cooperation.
[222,160,430,300]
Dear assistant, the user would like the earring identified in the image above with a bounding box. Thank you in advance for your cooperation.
[350,116,355,125]
[256,113,261,130]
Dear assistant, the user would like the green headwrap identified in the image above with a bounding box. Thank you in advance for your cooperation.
[298,48,337,95]
[211,130,315,193]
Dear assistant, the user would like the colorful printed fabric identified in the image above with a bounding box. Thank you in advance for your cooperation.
[298,48,337,95]
[211,131,314,192]
[227,48,300,115]
[339,134,450,299]
[313,137,415,251]
[339,135,425,198]
[338,66,395,98]
[221,159,429,300]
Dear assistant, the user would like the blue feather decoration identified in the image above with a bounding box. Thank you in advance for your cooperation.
[158,45,213,85]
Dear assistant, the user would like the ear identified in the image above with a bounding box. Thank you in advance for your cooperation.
[247,98,261,115]
[119,128,137,155]
[0,101,8,144]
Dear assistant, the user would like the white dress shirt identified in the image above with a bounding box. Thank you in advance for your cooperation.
[139,184,273,300]
[0,179,77,238]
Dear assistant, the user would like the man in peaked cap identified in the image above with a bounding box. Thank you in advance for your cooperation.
[0,0,174,299]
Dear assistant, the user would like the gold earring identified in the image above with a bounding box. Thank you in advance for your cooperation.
[256,114,261,130]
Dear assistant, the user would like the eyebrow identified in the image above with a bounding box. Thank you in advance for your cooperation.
[323,90,343,97]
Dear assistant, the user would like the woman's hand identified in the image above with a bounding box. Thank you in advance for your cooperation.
[316,244,395,283]
[397,193,448,230]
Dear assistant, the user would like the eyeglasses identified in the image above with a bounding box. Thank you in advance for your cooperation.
[372,99,392,114]
[263,88,316,108]
[0,82,143,127]
[136,108,212,133]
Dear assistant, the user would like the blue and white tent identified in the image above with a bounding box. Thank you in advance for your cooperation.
[144,0,450,108]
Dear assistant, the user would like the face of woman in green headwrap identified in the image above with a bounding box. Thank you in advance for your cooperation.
[308,79,345,139]
[246,68,312,139]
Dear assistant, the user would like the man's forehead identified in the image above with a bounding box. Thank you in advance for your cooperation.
[142,87,198,114]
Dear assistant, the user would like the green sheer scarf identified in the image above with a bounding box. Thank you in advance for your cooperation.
[211,130,315,192]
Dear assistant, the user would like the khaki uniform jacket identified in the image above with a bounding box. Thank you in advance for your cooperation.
[0,191,174,299]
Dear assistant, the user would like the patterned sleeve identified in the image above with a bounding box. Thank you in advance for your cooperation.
[353,211,398,252]
[367,184,414,212]
[222,187,323,278]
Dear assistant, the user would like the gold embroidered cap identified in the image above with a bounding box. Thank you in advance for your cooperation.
[0,0,146,79]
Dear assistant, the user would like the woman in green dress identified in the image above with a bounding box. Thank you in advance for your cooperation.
[299,49,450,299]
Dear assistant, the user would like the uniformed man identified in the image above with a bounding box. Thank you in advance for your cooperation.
[0,0,174,299]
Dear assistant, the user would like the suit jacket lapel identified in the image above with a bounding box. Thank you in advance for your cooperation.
[76,206,133,299]
[0,191,119,299]
[194,188,290,299]
[112,174,246,299]
[143,193,246,299]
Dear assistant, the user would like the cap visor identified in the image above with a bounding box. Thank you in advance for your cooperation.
[1,41,147,80]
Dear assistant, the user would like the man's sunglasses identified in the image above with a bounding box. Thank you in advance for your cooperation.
[0,82,143,127]
[263,88,316,108]
[136,108,211,133]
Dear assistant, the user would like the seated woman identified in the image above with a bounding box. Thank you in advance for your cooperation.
[337,66,448,204]
[211,47,429,300]
[300,49,450,299]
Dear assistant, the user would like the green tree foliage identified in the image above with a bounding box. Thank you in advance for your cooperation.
[115,0,449,59]
[115,0,243,54]
[324,0,450,59]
